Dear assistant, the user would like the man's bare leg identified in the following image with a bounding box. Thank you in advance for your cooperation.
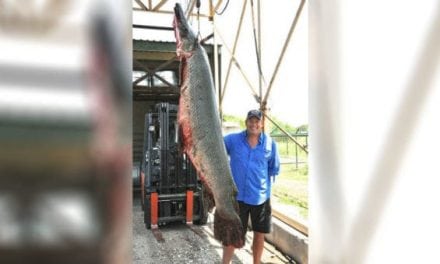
[222,245,235,264]
[252,232,265,264]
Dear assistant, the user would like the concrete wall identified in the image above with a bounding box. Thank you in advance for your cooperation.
[265,217,308,264]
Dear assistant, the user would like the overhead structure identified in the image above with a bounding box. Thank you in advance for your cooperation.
[133,0,225,19]
[132,0,307,153]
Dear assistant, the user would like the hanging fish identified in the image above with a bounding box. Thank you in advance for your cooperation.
[173,3,244,248]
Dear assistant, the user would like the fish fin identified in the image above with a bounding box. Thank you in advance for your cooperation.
[213,209,244,248]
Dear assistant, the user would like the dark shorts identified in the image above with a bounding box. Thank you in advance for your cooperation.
[238,199,272,234]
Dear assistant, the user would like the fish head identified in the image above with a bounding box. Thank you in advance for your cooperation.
[173,3,197,58]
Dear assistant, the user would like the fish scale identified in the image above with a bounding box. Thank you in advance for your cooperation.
[173,3,244,248]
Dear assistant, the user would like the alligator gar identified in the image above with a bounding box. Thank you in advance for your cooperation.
[173,3,244,248]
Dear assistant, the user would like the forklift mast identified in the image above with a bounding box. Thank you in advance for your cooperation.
[143,102,198,194]
[141,102,208,228]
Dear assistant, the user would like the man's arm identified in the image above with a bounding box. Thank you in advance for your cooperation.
[268,139,281,182]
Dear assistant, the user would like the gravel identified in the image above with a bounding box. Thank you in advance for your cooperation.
[132,196,292,264]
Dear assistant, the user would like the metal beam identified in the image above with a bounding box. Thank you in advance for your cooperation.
[133,55,178,86]
[153,56,178,71]
[133,8,209,18]
[257,0,262,106]
[262,0,306,105]
[263,113,308,154]
[185,0,197,20]
[133,73,149,86]
[133,86,179,94]
[133,60,178,89]
[200,33,214,45]
[209,0,214,19]
[133,51,176,61]
[152,0,168,11]
[220,0,248,107]
[214,26,260,105]
[133,24,174,31]
[134,0,149,11]
[214,0,224,13]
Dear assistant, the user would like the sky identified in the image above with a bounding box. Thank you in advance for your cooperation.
[133,0,308,127]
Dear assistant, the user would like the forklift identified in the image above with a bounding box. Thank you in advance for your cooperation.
[140,102,209,228]
[132,39,220,230]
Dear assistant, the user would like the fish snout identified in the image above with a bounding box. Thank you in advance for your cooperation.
[173,3,186,33]
[174,3,183,19]
[173,3,197,56]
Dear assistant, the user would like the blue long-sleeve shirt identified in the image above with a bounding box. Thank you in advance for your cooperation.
[224,130,280,205]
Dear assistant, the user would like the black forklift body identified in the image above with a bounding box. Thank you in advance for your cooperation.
[142,102,208,228]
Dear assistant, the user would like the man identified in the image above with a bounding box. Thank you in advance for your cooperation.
[222,109,280,264]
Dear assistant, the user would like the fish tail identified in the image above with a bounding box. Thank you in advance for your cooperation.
[213,209,245,248]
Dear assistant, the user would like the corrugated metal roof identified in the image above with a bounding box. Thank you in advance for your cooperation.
[133,39,176,52]
[133,39,219,54]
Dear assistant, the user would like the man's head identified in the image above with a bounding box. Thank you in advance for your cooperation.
[245,109,263,136]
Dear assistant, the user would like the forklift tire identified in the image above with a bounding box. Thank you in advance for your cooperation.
[144,196,151,229]
[194,186,209,225]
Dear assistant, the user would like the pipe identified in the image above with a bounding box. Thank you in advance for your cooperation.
[132,24,174,31]
[214,26,260,103]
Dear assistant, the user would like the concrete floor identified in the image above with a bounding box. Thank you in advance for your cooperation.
[132,197,295,264]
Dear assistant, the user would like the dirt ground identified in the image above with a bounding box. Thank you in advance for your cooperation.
[132,196,295,264]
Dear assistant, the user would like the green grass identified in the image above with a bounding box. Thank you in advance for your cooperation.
[273,136,308,161]
[272,163,308,219]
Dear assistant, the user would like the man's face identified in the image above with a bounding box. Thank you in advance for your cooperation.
[246,117,262,136]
